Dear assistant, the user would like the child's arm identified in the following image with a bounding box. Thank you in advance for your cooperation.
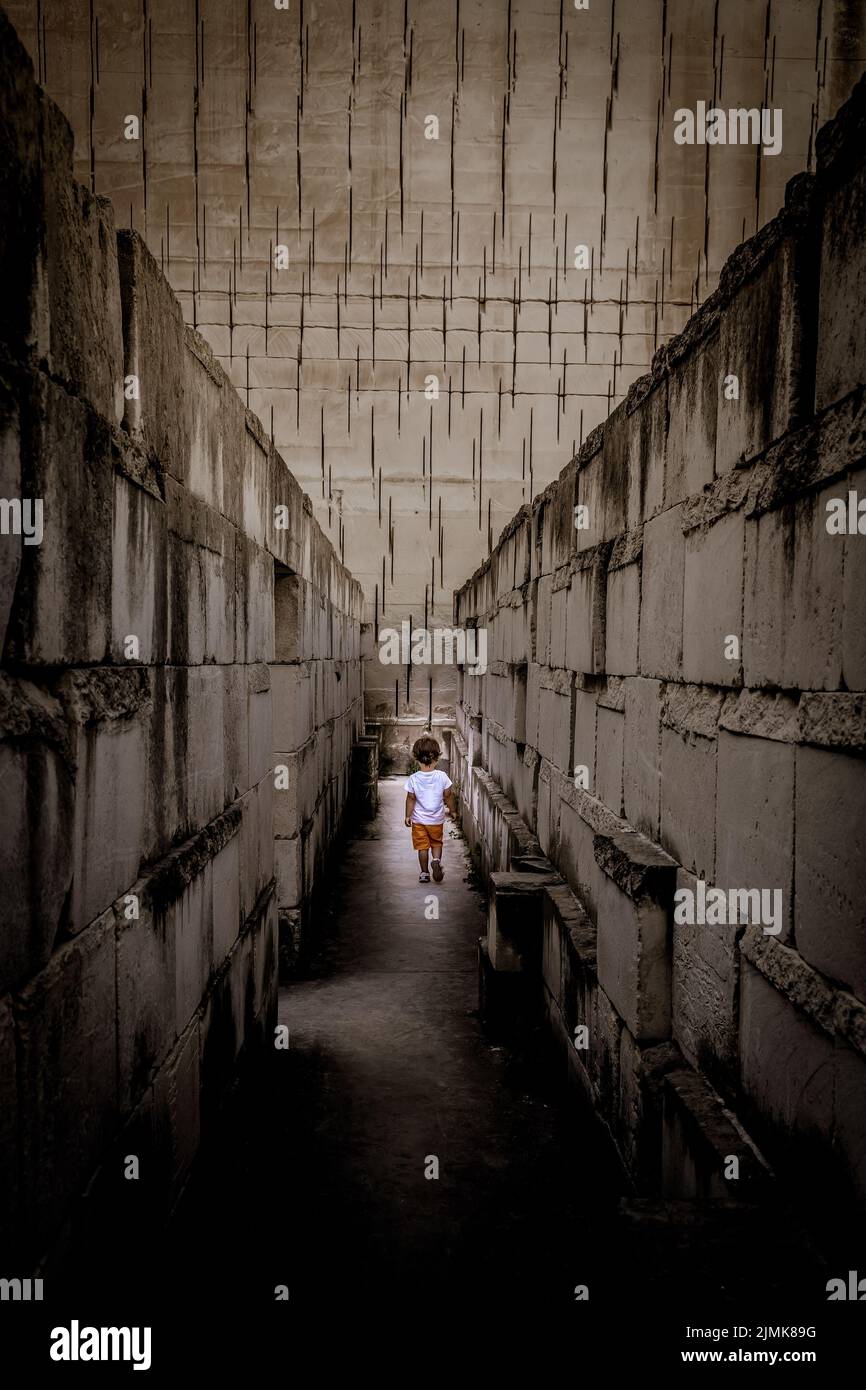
[405,792,416,827]
[444,787,457,819]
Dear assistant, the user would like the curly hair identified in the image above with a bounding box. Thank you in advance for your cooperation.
[412,734,440,764]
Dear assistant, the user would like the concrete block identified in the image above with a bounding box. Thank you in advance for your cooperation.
[212,832,241,963]
[588,984,623,1124]
[252,895,279,1026]
[665,338,718,506]
[165,529,206,666]
[661,1067,771,1199]
[0,706,74,992]
[549,886,595,1028]
[594,830,675,1043]
[572,687,596,792]
[549,585,568,669]
[117,229,189,479]
[201,930,254,1136]
[16,912,118,1252]
[538,670,572,773]
[525,662,542,751]
[187,665,227,830]
[236,535,274,664]
[42,96,124,423]
[638,505,684,680]
[153,1017,200,1205]
[618,1029,680,1188]
[575,448,605,553]
[275,835,302,909]
[565,557,607,674]
[816,143,866,410]
[116,890,177,1114]
[222,664,250,807]
[172,865,214,1034]
[202,515,237,665]
[682,512,744,685]
[715,239,799,471]
[715,732,794,942]
[595,706,624,816]
[625,383,667,528]
[6,374,112,666]
[794,745,866,1000]
[743,485,843,690]
[605,562,640,675]
[623,677,662,838]
[67,682,149,934]
[672,868,740,1088]
[110,472,167,665]
[185,331,243,521]
[660,727,716,880]
[534,574,553,665]
[739,962,834,1147]
[557,800,607,922]
[274,571,309,662]
[247,671,273,787]
[487,871,559,972]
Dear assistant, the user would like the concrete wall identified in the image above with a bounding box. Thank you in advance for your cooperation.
[0,11,362,1270]
[453,76,866,1211]
[7,1,865,771]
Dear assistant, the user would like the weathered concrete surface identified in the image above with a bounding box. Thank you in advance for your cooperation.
[7,0,864,774]
[454,76,866,1213]
[0,16,363,1273]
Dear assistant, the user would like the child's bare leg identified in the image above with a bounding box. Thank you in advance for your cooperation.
[431,834,444,880]
[418,849,429,874]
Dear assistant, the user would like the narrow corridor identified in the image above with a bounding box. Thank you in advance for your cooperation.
[164,781,833,1334]
[268,779,623,1312]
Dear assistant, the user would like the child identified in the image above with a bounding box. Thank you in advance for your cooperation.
[404,734,457,883]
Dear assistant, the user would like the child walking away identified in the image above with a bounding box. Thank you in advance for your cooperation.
[404,734,457,884]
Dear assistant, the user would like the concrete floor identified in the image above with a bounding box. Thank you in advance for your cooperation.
[160,779,834,1338]
[269,778,623,1312]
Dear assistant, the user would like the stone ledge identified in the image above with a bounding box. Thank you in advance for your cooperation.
[798,693,866,752]
[660,683,724,739]
[663,1066,774,1190]
[185,324,225,387]
[718,688,800,743]
[56,667,151,726]
[545,881,597,966]
[0,671,69,748]
[597,675,625,712]
[739,928,836,1040]
[139,802,243,914]
[746,386,866,518]
[593,828,678,903]
[608,525,644,570]
[740,931,866,1062]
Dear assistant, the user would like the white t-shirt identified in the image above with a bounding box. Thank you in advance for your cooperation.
[404,768,453,824]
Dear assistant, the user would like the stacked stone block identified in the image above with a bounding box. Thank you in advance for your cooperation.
[0,15,362,1270]
[452,76,866,1210]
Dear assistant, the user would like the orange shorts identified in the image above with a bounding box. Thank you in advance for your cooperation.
[411,821,444,851]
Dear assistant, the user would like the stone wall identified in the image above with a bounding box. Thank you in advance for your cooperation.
[0,11,362,1270]
[9,0,864,779]
[452,76,866,1212]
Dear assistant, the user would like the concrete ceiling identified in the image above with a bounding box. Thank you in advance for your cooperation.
[9,0,865,624]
